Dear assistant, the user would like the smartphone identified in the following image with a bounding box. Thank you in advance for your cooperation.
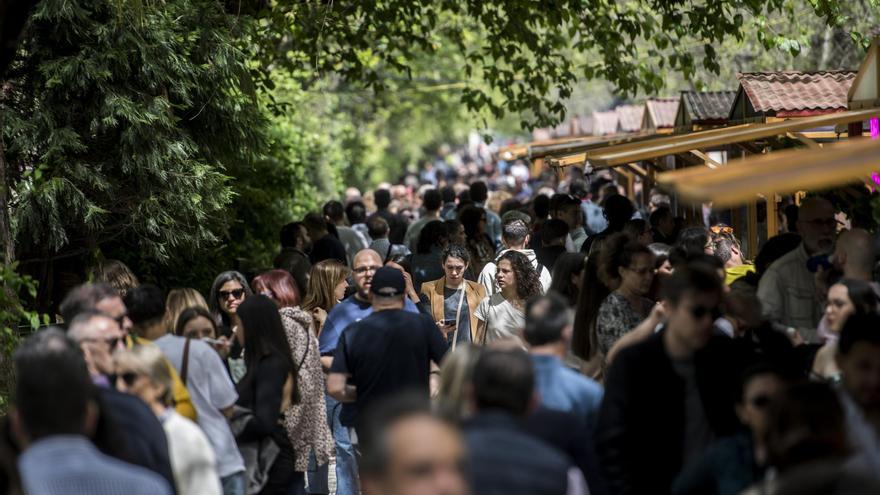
[439,319,456,326]
[202,337,225,345]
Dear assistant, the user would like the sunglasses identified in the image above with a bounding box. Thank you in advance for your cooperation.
[112,314,128,328]
[710,225,734,236]
[84,336,122,352]
[353,266,380,275]
[749,395,772,409]
[219,288,246,300]
[117,371,139,387]
[690,305,722,320]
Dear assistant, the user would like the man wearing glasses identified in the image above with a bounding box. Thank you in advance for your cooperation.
[598,262,752,495]
[317,249,420,495]
[65,311,176,491]
[757,196,837,343]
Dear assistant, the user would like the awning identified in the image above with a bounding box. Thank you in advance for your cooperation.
[655,138,880,207]
[547,108,880,168]
[498,131,664,162]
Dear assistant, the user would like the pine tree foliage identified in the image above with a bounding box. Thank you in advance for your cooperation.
[1,0,265,263]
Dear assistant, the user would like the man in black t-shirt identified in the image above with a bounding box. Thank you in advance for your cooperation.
[328,266,448,435]
[304,212,347,265]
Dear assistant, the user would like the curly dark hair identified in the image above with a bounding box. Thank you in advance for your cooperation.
[498,250,542,300]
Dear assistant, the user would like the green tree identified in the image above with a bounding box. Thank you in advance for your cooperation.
[1,0,265,298]
[245,1,859,130]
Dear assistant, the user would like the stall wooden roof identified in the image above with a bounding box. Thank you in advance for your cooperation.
[729,70,856,120]
[643,98,680,130]
[546,107,879,168]
[655,137,880,206]
[675,91,737,127]
[616,104,645,133]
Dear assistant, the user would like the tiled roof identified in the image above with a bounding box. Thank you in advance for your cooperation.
[592,110,619,136]
[645,98,680,128]
[573,115,593,136]
[552,119,573,137]
[616,104,645,132]
[531,128,552,141]
[681,91,736,123]
[737,71,856,115]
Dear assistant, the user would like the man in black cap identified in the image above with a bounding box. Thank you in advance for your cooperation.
[328,266,449,438]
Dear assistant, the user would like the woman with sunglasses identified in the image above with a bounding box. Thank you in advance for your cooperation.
[673,363,791,495]
[209,271,253,340]
[596,234,656,363]
[251,271,333,495]
[115,345,222,495]
[234,295,307,494]
[209,271,253,381]
[301,260,351,338]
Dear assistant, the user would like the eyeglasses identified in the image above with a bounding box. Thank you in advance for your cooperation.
[710,225,734,236]
[690,305,722,320]
[802,218,837,229]
[219,288,246,300]
[83,336,122,352]
[749,395,772,409]
[625,267,653,276]
[112,314,128,328]
[118,371,139,387]
[353,265,380,275]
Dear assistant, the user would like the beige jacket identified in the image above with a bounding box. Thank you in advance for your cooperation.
[420,277,487,344]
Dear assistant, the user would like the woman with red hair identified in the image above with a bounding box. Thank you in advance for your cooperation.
[251,270,333,492]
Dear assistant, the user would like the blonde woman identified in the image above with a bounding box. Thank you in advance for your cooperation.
[437,344,483,421]
[115,345,221,495]
[162,288,209,334]
[301,260,351,337]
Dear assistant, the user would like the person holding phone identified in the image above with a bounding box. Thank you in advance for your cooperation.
[420,244,487,347]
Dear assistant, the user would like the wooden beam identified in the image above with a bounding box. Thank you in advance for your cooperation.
[786,132,822,150]
[626,163,648,176]
[588,108,880,167]
[766,193,779,239]
[657,138,880,207]
[747,201,758,261]
[735,141,764,154]
[689,149,723,168]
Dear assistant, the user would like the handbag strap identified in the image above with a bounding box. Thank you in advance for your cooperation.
[180,337,191,386]
[451,285,466,351]
[289,325,311,404]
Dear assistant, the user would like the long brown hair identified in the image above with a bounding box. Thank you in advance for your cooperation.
[302,260,350,313]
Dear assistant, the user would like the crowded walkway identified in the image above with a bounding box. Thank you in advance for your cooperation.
[4,150,880,495]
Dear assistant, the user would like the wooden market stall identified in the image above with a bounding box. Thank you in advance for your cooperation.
[675,91,737,131]
[655,138,880,206]
[642,98,680,134]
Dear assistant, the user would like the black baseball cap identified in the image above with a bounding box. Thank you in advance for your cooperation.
[370,266,406,297]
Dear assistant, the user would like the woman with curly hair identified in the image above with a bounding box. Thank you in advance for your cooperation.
[474,250,541,347]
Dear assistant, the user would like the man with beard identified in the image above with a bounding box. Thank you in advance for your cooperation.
[274,221,312,295]
[757,197,837,342]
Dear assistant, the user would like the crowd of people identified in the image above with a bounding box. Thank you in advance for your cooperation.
[3,153,880,495]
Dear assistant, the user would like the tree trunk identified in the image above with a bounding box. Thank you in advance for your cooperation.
[818,26,834,70]
[0,110,14,264]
